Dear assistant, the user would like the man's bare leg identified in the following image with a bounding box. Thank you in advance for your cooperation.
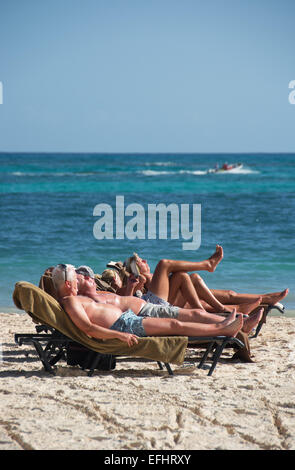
[177,306,236,324]
[177,304,263,334]
[142,311,243,338]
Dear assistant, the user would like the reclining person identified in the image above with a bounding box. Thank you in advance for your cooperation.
[73,265,262,335]
[122,247,236,313]
[52,263,250,347]
[123,250,288,313]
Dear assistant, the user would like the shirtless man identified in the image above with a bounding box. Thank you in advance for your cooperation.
[52,264,247,347]
[73,265,263,335]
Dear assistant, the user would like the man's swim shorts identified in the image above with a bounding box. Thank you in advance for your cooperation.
[110,309,147,337]
[138,302,179,319]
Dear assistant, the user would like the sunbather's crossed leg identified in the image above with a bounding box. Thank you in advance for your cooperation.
[167,271,220,310]
[168,271,262,315]
[148,246,224,302]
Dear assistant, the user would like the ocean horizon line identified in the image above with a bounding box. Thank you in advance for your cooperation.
[1,151,295,156]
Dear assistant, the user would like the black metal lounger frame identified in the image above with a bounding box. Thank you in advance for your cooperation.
[14,323,244,377]
[14,303,285,376]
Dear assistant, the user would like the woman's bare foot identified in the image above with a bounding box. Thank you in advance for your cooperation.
[233,297,262,315]
[242,308,263,334]
[219,313,243,337]
[219,297,261,316]
[262,289,289,305]
[207,245,224,272]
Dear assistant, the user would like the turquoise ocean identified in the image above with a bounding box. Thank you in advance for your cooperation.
[0,153,294,312]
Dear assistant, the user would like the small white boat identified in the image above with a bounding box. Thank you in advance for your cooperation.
[207,163,243,174]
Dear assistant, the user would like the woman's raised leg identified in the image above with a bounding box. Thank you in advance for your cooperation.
[148,246,224,301]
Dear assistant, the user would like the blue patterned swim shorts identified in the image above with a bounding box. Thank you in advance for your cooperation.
[109,309,147,337]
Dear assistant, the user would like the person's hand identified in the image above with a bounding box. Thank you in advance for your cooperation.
[118,332,139,347]
[127,274,139,286]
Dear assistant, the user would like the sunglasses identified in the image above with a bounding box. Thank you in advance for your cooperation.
[59,264,68,281]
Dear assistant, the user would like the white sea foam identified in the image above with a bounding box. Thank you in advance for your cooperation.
[141,170,173,176]
[11,171,96,177]
[140,169,207,176]
[143,161,175,167]
[179,170,207,175]
[11,167,259,178]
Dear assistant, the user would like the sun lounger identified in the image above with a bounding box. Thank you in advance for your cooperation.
[13,281,187,375]
[12,281,246,376]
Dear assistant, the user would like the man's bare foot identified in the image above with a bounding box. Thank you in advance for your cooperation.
[242,308,263,334]
[262,289,289,305]
[207,245,224,272]
[219,313,243,337]
[220,308,237,325]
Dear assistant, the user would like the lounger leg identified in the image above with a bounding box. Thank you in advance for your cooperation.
[157,362,173,375]
[208,339,227,376]
[252,306,271,338]
[31,340,55,374]
[198,342,215,370]
[252,321,263,338]
[49,348,66,366]
[44,341,66,365]
[164,363,173,375]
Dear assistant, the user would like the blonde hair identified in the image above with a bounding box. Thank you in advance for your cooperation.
[101,269,117,283]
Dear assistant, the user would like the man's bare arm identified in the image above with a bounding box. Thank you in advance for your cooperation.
[62,296,138,347]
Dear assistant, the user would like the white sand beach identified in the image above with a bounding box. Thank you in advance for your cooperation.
[0,312,295,451]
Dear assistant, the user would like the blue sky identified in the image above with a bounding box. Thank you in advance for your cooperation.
[0,0,294,153]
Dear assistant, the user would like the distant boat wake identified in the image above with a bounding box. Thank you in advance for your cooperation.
[141,167,259,176]
[212,167,259,175]
[10,167,259,178]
